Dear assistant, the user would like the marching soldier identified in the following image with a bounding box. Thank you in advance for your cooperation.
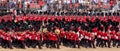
[116,32,120,48]
[41,28,49,48]
[53,29,60,49]
[59,28,65,45]
[1,32,13,49]
[96,31,102,47]
[101,32,110,48]
[33,32,42,49]
[88,32,95,48]
[110,30,117,47]
[27,31,37,48]
[72,31,80,48]
[16,32,26,49]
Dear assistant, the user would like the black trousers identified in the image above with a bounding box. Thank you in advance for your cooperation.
[111,39,117,47]
[25,38,31,48]
[42,39,50,48]
[116,40,120,48]
[65,39,72,47]
[88,40,95,48]
[101,40,110,48]
[31,40,42,49]
[1,39,12,49]
[18,40,25,49]
[72,40,80,48]
[96,38,102,47]
[25,38,35,48]
[80,39,89,48]
[60,37,64,45]
[49,40,60,49]
[64,38,68,46]
[12,39,25,49]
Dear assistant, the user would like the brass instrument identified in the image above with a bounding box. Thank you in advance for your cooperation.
[55,29,60,35]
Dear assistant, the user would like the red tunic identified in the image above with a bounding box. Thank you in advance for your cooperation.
[97,31,102,38]
[104,32,109,40]
[92,28,98,32]
[60,30,65,38]
[71,33,75,41]
[5,36,12,41]
[84,32,89,40]
[117,34,120,40]
[74,34,79,41]
[35,35,40,41]
[66,32,71,40]
[110,30,116,39]
[17,36,25,41]
[49,32,53,41]
[29,34,36,40]
[42,34,47,40]
[3,34,12,41]
[53,34,58,41]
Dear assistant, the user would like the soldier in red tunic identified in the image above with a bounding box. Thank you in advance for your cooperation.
[28,31,38,48]
[88,32,95,48]
[96,31,102,47]
[82,31,89,48]
[16,32,26,49]
[1,32,12,49]
[110,30,117,47]
[116,32,120,48]
[25,30,42,49]
[72,31,80,48]
[25,31,33,48]
[35,33,42,49]
[41,28,50,48]
[59,28,65,45]
[49,30,60,49]
[70,31,75,48]
[101,32,110,48]
[66,30,72,47]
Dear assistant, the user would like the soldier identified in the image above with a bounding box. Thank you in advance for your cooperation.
[102,32,110,48]
[49,29,60,49]
[116,32,120,48]
[96,31,102,47]
[41,28,50,48]
[70,31,75,48]
[78,29,84,47]
[72,31,80,48]
[65,30,72,47]
[88,32,95,48]
[25,31,33,48]
[15,32,26,49]
[110,30,117,47]
[33,32,42,49]
[83,31,90,48]
[27,31,38,48]
[59,28,65,45]
[1,32,12,49]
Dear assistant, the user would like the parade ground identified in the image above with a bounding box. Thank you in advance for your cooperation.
[0,46,120,51]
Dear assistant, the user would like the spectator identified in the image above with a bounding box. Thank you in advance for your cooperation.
[0,0,119,15]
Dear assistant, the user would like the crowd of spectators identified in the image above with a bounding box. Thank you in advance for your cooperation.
[0,0,119,12]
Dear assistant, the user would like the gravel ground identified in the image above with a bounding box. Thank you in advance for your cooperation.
[0,46,120,51]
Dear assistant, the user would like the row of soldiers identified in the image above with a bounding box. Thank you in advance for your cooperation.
[0,15,119,32]
[0,29,58,49]
[0,15,119,49]
[0,27,120,49]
